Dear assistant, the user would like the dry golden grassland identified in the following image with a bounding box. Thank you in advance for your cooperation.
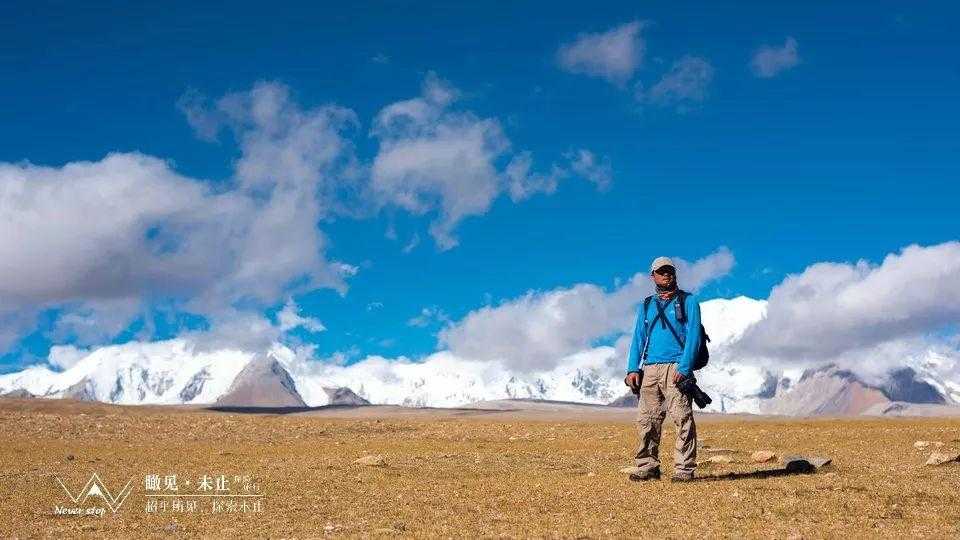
[1,398,959,538]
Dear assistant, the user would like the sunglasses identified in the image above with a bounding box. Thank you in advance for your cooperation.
[653,267,676,276]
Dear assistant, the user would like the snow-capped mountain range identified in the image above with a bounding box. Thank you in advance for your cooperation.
[2,296,958,414]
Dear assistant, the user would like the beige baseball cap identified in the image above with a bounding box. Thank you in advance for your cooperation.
[650,256,675,272]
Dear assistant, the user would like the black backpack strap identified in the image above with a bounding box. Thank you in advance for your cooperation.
[674,289,687,324]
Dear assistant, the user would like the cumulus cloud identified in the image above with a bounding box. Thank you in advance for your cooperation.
[371,73,607,250]
[438,247,734,371]
[0,82,359,353]
[639,55,714,109]
[557,21,646,85]
[0,153,212,304]
[371,74,510,250]
[1,74,612,357]
[169,82,364,308]
[735,242,960,362]
[751,37,800,78]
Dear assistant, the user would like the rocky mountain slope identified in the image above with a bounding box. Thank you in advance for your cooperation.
[214,355,308,407]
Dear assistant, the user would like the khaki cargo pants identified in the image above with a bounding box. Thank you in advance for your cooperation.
[634,362,697,476]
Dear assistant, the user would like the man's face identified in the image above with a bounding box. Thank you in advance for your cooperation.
[651,266,676,288]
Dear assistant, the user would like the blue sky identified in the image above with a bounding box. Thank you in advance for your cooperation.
[1,1,957,371]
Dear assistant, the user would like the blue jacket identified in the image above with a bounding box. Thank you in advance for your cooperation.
[626,292,702,376]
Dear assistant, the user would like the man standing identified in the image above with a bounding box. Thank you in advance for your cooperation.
[623,257,702,482]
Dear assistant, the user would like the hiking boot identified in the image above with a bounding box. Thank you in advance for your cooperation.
[628,467,661,481]
[670,471,694,483]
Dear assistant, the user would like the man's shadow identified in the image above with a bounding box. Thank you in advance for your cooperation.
[693,459,819,482]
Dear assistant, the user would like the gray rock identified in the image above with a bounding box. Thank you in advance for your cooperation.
[751,450,777,463]
[925,451,960,466]
[783,454,832,469]
[354,454,387,467]
[783,459,816,474]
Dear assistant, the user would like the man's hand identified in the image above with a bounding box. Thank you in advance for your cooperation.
[673,371,686,384]
[624,372,641,393]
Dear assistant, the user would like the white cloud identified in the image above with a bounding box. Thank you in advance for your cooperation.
[504,152,565,202]
[557,21,646,85]
[735,242,960,362]
[371,73,594,250]
[48,298,143,347]
[407,306,451,328]
[639,55,714,109]
[191,310,282,353]
[2,75,612,356]
[751,37,800,78]
[675,247,736,291]
[438,248,734,371]
[371,73,510,250]
[174,82,364,309]
[47,344,88,370]
[401,233,420,254]
[277,299,326,333]
[566,149,612,191]
[0,81,359,352]
[0,153,211,304]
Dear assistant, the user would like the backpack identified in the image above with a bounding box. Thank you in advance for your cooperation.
[639,289,711,371]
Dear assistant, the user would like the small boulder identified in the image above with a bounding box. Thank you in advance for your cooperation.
[925,451,960,466]
[707,455,734,464]
[783,454,832,469]
[751,450,776,463]
[354,454,387,467]
[783,459,816,474]
[915,440,945,449]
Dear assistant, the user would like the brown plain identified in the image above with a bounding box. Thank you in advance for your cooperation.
[1,398,959,538]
